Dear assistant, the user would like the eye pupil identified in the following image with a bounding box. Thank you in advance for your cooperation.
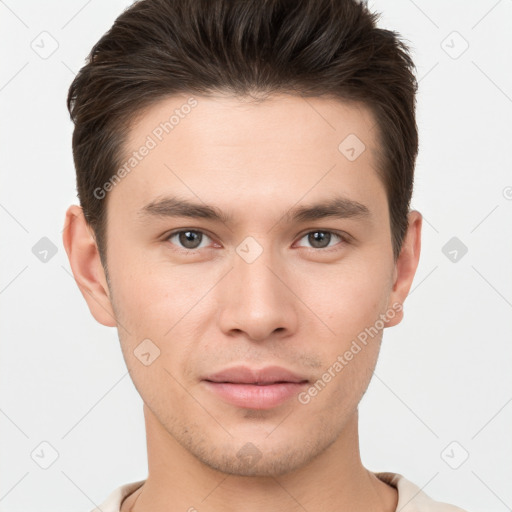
[309,231,331,249]
[179,230,202,249]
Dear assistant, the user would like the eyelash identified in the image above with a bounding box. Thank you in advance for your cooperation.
[163,229,350,254]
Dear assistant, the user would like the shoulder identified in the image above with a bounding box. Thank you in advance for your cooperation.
[87,479,146,512]
[375,472,469,512]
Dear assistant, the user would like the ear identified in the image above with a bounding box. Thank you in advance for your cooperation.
[385,210,422,328]
[62,205,117,327]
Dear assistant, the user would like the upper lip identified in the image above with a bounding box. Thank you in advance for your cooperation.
[204,365,309,385]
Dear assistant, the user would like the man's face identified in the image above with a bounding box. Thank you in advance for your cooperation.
[94,93,406,476]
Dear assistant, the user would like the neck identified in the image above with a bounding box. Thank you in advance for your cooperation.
[123,405,397,512]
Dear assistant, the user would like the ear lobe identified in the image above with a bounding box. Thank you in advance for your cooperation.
[385,210,422,328]
[62,205,117,327]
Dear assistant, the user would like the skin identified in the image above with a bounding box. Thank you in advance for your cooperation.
[63,93,421,512]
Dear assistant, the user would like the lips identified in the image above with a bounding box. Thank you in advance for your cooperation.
[203,365,309,385]
[202,365,310,409]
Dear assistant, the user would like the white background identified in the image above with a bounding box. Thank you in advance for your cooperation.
[1,0,511,511]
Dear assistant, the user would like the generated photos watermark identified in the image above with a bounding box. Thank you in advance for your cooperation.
[93,96,198,200]
[298,301,403,405]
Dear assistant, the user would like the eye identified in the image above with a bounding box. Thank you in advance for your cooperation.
[295,230,347,251]
[165,229,214,251]
[164,228,349,253]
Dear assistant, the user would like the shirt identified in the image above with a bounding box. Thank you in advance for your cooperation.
[89,472,469,512]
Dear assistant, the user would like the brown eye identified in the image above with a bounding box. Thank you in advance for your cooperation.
[296,230,346,250]
[166,230,211,251]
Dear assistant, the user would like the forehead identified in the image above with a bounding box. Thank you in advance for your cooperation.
[126,92,378,155]
[109,93,385,224]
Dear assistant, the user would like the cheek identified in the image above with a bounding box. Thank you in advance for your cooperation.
[109,251,195,332]
[109,256,222,386]
[298,259,392,340]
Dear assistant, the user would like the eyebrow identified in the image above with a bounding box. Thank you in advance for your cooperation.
[137,194,370,225]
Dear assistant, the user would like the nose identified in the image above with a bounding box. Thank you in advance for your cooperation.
[216,244,299,342]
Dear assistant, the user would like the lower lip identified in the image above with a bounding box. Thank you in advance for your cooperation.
[203,381,308,409]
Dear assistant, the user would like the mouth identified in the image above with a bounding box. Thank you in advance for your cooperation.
[204,365,309,384]
[202,365,309,409]
[205,380,308,385]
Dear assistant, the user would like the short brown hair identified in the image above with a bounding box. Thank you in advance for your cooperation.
[67,0,418,266]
